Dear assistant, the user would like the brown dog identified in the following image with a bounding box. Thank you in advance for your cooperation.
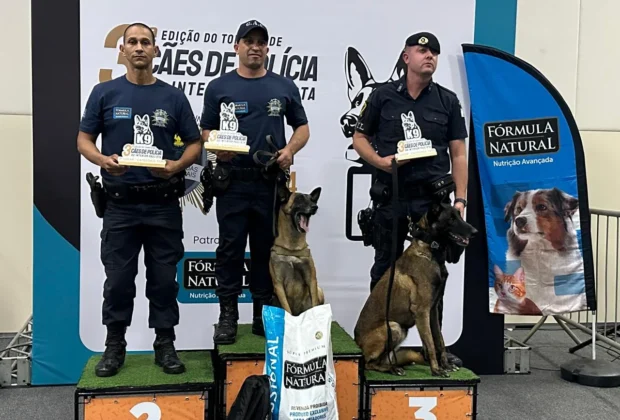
[354,198,477,376]
[269,185,325,316]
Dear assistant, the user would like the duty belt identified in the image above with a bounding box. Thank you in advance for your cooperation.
[229,167,264,182]
[103,175,184,203]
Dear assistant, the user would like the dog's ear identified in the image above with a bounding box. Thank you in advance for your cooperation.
[504,192,520,222]
[550,188,579,218]
[309,186,321,203]
[277,183,291,204]
[344,47,375,101]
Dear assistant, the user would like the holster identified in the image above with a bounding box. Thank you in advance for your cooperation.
[427,174,456,203]
[86,172,107,218]
[369,180,391,205]
[212,164,232,197]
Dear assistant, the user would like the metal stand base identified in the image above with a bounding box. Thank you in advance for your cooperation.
[560,358,620,388]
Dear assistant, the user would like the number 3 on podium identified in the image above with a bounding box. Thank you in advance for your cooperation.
[409,397,437,420]
[130,402,162,420]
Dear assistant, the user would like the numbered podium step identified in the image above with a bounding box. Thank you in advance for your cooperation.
[214,322,363,419]
[362,364,480,420]
[75,351,215,420]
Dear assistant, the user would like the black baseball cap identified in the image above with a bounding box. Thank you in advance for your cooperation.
[235,19,269,43]
[405,32,440,54]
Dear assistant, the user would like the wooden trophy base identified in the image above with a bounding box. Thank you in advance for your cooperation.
[117,158,167,168]
[395,148,437,163]
[204,143,250,154]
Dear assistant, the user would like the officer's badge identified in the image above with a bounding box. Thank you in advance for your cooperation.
[419,37,428,45]
[266,98,283,117]
[173,134,184,148]
[152,109,169,127]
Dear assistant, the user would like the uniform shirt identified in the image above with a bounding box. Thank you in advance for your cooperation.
[199,70,308,167]
[80,75,200,184]
[355,76,468,184]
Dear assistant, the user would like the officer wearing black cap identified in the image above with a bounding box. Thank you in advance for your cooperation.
[353,31,468,366]
[78,23,202,377]
[200,19,310,344]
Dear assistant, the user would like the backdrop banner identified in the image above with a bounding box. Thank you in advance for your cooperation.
[32,0,523,386]
[461,44,597,316]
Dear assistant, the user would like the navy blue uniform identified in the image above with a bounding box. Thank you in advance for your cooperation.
[200,70,307,302]
[355,76,468,290]
[80,75,200,331]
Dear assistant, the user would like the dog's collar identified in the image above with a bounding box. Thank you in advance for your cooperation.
[410,228,441,250]
[271,243,310,258]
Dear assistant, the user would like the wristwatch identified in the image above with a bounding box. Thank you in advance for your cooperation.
[455,198,468,207]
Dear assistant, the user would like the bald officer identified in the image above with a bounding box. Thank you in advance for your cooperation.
[353,32,469,367]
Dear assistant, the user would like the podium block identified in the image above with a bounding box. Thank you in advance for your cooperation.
[215,322,363,419]
[74,351,215,420]
[362,364,480,420]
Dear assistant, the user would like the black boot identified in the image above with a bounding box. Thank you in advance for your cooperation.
[252,296,271,337]
[95,325,127,377]
[213,296,238,345]
[153,329,186,375]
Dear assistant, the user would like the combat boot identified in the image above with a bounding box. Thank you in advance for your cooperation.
[153,329,186,374]
[213,295,239,345]
[252,296,271,337]
[95,325,127,377]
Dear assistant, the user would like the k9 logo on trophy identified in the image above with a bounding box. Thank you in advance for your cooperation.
[204,102,250,154]
[117,114,167,168]
[395,111,437,163]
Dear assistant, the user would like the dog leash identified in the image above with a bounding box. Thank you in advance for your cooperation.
[384,158,400,369]
[252,135,291,239]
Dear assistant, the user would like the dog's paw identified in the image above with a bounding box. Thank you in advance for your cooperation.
[391,366,406,376]
[431,368,450,378]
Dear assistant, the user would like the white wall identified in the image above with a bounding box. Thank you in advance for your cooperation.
[1,0,619,331]
[0,0,33,332]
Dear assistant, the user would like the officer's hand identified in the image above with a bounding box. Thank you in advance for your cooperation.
[454,201,465,218]
[378,155,402,173]
[276,148,293,169]
[101,154,127,176]
[215,151,237,162]
[149,160,181,179]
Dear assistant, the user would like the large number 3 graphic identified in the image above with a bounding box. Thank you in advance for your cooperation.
[130,402,162,420]
[409,397,438,420]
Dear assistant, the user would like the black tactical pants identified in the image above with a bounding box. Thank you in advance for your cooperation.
[100,199,184,330]
[215,174,276,301]
[370,195,433,291]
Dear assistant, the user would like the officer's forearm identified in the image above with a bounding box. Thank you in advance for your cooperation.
[175,140,203,172]
[452,154,468,199]
[285,124,309,155]
[77,132,106,167]
[352,132,383,168]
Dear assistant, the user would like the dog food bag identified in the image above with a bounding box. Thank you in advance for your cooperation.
[262,304,339,420]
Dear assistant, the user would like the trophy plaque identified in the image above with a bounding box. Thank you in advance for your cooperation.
[117,114,167,168]
[204,102,250,154]
[394,111,437,163]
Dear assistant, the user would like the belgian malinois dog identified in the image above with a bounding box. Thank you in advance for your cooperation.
[354,198,478,377]
[269,185,325,316]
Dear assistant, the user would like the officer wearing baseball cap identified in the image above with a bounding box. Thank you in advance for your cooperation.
[200,18,310,345]
[353,31,468,368]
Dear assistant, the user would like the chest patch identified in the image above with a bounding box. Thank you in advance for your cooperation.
[152,109,170,128]
[266,98,283,116]
[113,107,132,119]
[234,102,248,114]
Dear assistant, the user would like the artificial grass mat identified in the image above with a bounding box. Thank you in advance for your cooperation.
[217,321,362,357]
[365,363,480,383]
[77,351,213,390]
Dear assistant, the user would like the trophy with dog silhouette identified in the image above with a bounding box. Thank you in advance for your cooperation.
[395,110,437,162]
[203,102,250,154]
[117,114,167,168]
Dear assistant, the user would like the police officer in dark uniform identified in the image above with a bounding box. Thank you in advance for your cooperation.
[353,32,469,367]
[200,19,310,344]
[77,23,202,377]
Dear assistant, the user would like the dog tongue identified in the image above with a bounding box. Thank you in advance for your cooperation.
[300,215,309,232]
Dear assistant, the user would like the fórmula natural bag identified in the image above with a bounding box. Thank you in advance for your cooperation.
[262,304,339,420]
